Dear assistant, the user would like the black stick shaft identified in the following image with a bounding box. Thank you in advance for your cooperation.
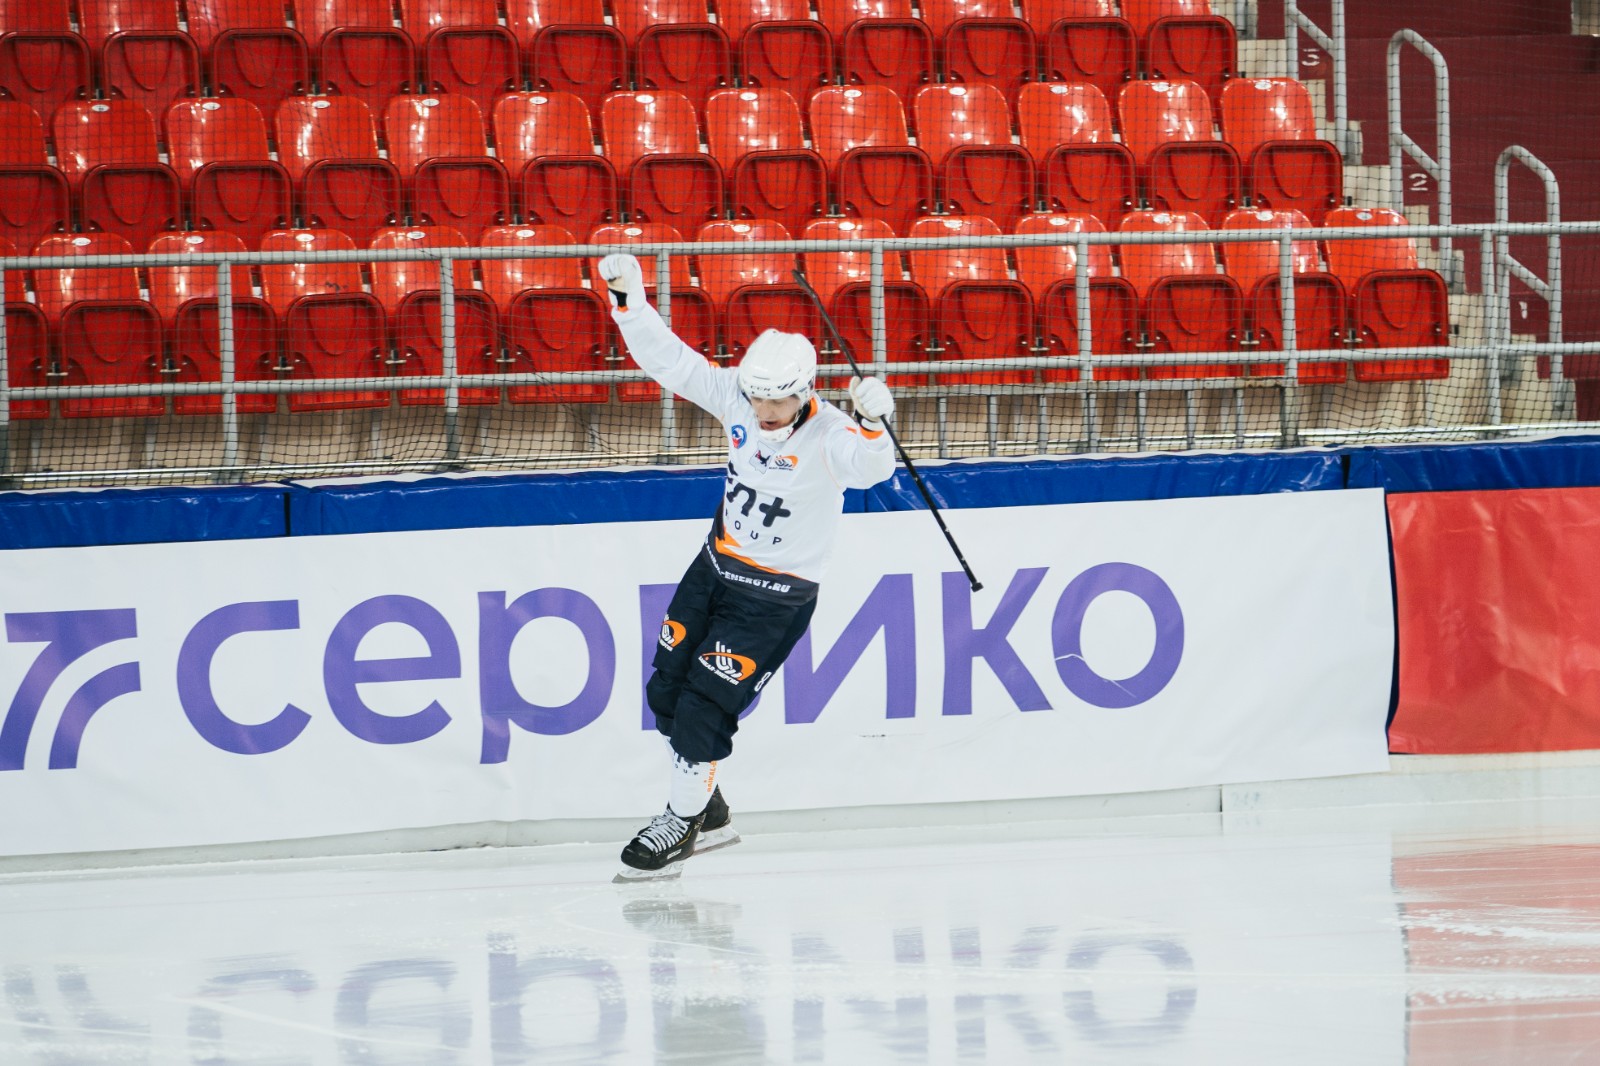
[791,269,983,593]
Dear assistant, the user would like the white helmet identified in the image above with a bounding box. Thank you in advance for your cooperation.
[738,329,816,401]
[738,330,817,442]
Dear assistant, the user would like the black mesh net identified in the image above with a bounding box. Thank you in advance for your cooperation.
[0,0,1589,485]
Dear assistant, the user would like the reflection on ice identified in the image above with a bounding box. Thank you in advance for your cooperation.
[0,798,1597,1063]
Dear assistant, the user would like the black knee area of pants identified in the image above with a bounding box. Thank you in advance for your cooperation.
[667,683,738,763]
[645,672,680,737]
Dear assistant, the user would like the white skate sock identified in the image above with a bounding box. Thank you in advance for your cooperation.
[668,752,717,818]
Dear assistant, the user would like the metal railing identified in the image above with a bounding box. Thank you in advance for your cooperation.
[2,220,1599,484]
[1495,146,1568,418]
[1283,0,1353,161]
[1388,29,1455,290]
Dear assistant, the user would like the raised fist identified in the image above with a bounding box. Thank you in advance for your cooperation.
[848,375,894,427]
[597,252,646,311]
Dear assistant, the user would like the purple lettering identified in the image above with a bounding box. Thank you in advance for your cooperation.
[1051,563,1183,708]
[479,589,615,763]
[786,573,916,723]
[941,569,1051,715]
[177,601,309,755]
[2,610,140,772]
[323,595,457,745]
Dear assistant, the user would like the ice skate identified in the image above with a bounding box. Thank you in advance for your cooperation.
[694,786,741,855]
[614,806,704,883]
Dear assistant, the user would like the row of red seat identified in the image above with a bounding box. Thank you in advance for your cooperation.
[2,204,1449,419]
[0,0,1231,133]
[590,208,1448,383]
[0,77,1339,258]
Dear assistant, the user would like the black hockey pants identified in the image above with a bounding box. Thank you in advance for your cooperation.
[646,550,817,762]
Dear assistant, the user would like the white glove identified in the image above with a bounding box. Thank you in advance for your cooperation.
[849,375,894,427]
[597,252,646,312]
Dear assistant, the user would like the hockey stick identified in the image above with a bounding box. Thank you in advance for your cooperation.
[791,268,983,593]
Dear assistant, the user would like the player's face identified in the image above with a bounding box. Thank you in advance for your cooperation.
[751,394,802,433]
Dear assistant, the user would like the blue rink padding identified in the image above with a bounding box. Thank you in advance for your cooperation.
[1346,436,1600,493]
[287,467,728,536]
[13,436,1600,550]
[859,452,1345,512]
[0,483,296,550]
[289,451,1347,535]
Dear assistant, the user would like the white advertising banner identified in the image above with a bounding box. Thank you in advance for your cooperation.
[0,488,1394,856]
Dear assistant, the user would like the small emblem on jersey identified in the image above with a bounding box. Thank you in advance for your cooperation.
[730,425,748,448]
[659,619,687,650]
[698,642,758,684]
[752,450,799,471]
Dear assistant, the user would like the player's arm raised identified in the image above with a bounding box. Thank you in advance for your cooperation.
[824,375,898,488]
[599,253,738,418]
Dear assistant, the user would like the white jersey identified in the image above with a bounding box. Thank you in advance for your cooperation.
[614,300,896,601]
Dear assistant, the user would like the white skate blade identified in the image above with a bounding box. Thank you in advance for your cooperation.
[694,825,741,855]
[612,863,684,884]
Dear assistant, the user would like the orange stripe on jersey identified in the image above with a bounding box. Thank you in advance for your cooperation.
[714,528,801,578]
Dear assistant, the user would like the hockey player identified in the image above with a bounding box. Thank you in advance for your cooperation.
[599,252,897,880]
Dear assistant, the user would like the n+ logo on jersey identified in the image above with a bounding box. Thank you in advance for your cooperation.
[730,425,748,448]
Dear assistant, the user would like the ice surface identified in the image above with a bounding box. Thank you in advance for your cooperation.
[1,796,1598,1064]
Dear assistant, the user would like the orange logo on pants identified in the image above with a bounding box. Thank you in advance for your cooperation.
[698,641,757,684]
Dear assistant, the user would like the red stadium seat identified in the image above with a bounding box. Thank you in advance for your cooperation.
[0,0,92,125]
[275,95,403,247]
[480,223,612,404]
[186,0,310,124]
[5,299,51,420]
[1219,207,1345,383]
[1322,206,1449,382]
[31,232,166,417]
[817,0,936,125]
[1013,212,1138,381]
[1117,78,1240,227]
[589,221,717,392]
[510,0,627,125]
[611,0,732,109]
[1219,78,1341,225]
[913,83,1035,234]
[164,98,291,248]
[384,93,509,242]
[600,91,724,234]
[696,218,820,361]
[907,215,1033,385]
[402,0,520,124]
[0,100,71,257]
[53,99,180,254]
[719,0,833,123]
[920,0,1036,104]
[705,88,827,242]
[1016,81,1134,228]
[258,227,389,409]
[368,225,501,406]
[493,92,619,242]
[1122,0,1235,122]
[809,85,934,238]
[0,234,50,419]
[1118,208,1242,378]
[1120,0,1211,35]
[77,0,201,126]
[297,0,415,116]
[146,230,281,414]
[1020,0,1134,109]
[800,216,931,387]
